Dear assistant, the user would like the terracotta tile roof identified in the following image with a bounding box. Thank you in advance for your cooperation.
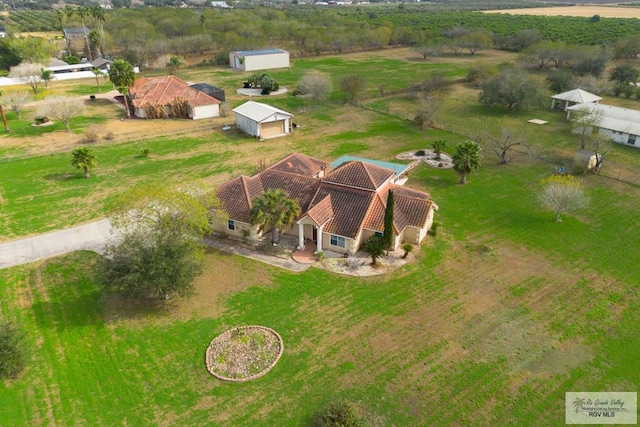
[267,153,328,177]
[216,154,435,241]
[360,192,388,232]
[257,170,319,212]
[216,176,253,223]
[305,195,333,227]
[129,75,220,109]
[311,183,375,238]
[362,185,432,235]
[324,161,394,191]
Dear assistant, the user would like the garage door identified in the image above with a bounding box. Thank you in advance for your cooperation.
[261,120,285,139]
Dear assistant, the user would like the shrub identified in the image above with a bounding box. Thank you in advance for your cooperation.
[104,132,115,141]
[415,150,426,156]
[64,55,80,65]
[0,320,28,379]
[34,116,49,124]
[401,243,413,259]
[80,131,99,144]
[140,148,150,157]
[613,84,624,97]
[314,401,368,427]
[211,52,229,66]
[623,84,635,98]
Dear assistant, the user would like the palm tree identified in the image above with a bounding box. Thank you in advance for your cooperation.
[71,147,97,178]
[90,6,107,56]
[452,140,481,184]
[166,55,183,75]
[431,139,446,160]
[401,243,413,259]
[364,236,385,266]
[40,69,53,91]
[63,5,74,54]
[250,189,300,245]
[200,13,206,33]
[54,10,64,32]
[108,59,136,117]
[92,67,105,93]
[76,6,92,61]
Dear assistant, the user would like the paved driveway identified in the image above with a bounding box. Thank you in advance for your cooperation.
[0,219,114,269]
[0,220,311,272]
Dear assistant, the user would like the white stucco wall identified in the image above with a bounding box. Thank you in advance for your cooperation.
[599,128,640,148]
[235,114,260,137]
[191,103,220,120]
[243,53,290,71]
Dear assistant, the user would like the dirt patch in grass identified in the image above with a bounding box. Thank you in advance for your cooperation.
[327,237,615,421]
[102,248,273,327]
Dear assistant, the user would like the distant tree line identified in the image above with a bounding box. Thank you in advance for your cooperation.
[4,6,640,71]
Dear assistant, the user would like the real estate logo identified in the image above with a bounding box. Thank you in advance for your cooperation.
[566,392,637,424]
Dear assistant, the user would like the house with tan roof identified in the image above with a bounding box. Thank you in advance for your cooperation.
[128,75,221,120]
[214,153,437,255]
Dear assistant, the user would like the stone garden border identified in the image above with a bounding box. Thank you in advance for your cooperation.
[396,149,454,169]
[205,325,284,382]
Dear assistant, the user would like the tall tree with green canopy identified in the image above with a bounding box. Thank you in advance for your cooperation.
[452,140,481,184]
[70,147,97,178]
[99,184,220,301]
[382,190,394,253]
[108,59,136,117]
[250,189,300,245]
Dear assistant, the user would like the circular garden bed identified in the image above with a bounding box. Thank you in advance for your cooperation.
[205,325,283,382]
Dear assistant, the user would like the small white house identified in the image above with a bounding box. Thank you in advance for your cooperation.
[233,101,293,139]
[229,49,290,72]
[567,103,640,149]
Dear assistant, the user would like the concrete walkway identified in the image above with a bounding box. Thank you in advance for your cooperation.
[0,220,312,272]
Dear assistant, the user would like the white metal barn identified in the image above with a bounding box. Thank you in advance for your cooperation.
[233,101,293,139]
[566,103,640,149]
[229,49,290,72]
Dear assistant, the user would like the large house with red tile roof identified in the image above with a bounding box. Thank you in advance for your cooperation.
[128,75,221,120]
[214,153,437,255]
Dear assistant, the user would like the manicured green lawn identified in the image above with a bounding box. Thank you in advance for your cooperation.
[0,105,435,240]
[1,152,638,424]
[1,111,107,137]
[0,49,638,426]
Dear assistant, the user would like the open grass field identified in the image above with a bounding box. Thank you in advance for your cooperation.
[0,48,639,425]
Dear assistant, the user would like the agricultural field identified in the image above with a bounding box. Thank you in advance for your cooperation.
[485,5,640,18]
[0,48,639,425]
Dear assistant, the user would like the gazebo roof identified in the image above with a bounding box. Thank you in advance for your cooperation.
[551,88,601,103]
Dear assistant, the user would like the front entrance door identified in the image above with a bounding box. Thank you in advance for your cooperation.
[312,227,317,242]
